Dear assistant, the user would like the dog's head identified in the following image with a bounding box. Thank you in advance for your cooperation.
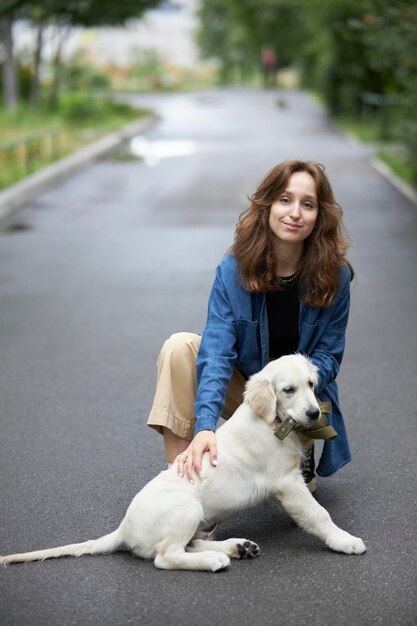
[243,354,320,427]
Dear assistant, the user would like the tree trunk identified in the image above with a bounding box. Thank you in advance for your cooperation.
[49,24,70,110]
[30,21,44,108]
[0,15,18,109]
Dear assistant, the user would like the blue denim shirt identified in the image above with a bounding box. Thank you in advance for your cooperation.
[195,254,352,477]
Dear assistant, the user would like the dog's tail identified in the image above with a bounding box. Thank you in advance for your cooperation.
[0,528,123,566]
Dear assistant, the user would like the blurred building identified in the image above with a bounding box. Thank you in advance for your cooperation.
[14,0,201,68]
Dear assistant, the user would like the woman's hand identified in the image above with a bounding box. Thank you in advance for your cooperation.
[175,430,217,483]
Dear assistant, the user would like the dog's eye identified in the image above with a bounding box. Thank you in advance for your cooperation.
[309,380,314,389]
[283,386,295,394]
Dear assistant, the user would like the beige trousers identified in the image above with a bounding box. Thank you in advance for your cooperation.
[147,332,246,441]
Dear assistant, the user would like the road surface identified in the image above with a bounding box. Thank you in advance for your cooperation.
[1,88,416,625]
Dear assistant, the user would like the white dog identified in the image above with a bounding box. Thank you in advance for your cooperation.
[0,354,366,571]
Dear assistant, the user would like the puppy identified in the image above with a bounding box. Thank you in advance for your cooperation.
[0,354,366,571]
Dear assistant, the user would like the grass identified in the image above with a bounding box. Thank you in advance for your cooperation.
[0,96,151,190]
[337,115,383,143]
[378,145,417,185]
[337,115,417,188]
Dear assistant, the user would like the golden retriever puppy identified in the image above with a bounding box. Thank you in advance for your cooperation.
[0,354,365,571]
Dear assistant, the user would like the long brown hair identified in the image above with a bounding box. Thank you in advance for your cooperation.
[229,160,354,307]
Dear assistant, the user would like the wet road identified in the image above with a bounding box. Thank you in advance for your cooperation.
[1,88,416,626]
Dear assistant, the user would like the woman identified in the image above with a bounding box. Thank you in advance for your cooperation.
[147,160,354,492]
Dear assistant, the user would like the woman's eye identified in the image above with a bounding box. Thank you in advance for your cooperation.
[280,197,290,204]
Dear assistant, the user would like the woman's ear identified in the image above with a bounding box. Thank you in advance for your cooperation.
[243,376,276,424]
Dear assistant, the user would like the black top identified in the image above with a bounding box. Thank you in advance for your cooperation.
[266,277,300,360]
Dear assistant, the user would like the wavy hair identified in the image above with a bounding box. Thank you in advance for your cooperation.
[229,160,354,307]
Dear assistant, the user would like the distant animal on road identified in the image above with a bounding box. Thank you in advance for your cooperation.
[0,354,366,571]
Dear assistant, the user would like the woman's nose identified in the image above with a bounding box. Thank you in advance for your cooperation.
[289,202,301,218]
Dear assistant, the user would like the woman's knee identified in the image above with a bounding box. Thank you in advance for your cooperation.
[159,332,201,367]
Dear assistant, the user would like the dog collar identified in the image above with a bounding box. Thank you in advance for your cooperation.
[274,401,337,442]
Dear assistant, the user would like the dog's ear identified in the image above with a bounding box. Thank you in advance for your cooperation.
[243,376,276,424]
[307,360,319,386]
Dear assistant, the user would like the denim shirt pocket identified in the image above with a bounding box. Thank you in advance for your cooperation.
[236,318,259,366]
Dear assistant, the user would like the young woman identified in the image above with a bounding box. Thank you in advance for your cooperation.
[147,160,354,492]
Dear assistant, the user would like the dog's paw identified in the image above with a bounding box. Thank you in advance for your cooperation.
[346,536,366,555]
[327,531,366,555]
[235,540,260,560]
[209,553,231,572]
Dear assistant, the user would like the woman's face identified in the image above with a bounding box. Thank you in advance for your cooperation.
[269,171,319,247]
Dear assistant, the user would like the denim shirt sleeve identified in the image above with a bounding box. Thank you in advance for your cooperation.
[309,266,351,395]
[194,264,237,433]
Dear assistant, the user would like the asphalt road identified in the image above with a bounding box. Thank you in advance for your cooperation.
[1,88,416,626]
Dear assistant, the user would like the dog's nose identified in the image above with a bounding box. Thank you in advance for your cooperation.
[306,408,320,421]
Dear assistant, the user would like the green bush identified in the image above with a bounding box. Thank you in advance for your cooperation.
[58,92,138,123]
[61,54,111,91]
[58,92,107,121]
[106,100,138,116]
[127,49,176,90]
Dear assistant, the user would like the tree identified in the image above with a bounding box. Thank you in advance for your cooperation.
[0,13,17,107]
[197,0,306,82]
[196,0,417,178]
[0,0,161,108]
[0,0,27,107]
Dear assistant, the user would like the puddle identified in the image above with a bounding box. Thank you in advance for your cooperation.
[125,136,199,166]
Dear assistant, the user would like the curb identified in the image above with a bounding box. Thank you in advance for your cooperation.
[371,158,417,207]
[0,114,159,224]
[332,118,417,208]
